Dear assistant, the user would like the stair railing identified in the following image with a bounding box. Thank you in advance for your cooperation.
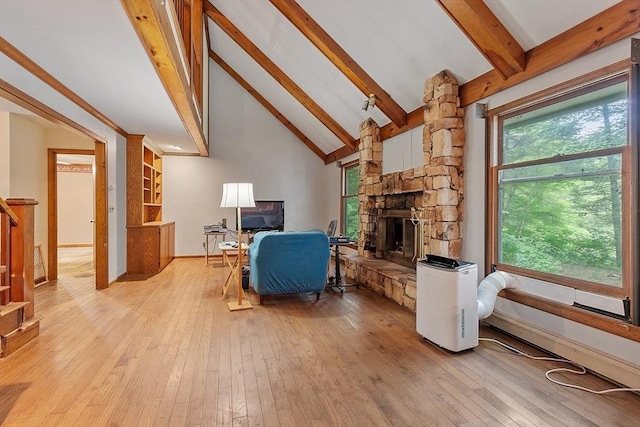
[0,197,18,306]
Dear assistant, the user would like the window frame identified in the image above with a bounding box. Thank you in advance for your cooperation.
[494,146,628,298]
[340,160,359,241]
[486,64,635,317]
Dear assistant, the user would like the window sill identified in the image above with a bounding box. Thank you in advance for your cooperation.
[500,288,640,343]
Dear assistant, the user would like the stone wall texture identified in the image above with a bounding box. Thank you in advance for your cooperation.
[349,70,466,312]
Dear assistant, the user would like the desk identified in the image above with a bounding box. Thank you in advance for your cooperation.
[219,242,249,299]
[328,240,359,293]
[204,230,227,266]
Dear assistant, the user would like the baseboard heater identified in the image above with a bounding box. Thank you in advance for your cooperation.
[485,311,640,389]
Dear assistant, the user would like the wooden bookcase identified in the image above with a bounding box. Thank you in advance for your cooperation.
[142,144,163,223]
[126,135,175,278]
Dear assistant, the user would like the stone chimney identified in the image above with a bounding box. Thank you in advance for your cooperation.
[357,70,465,261]
[422,70,465,259]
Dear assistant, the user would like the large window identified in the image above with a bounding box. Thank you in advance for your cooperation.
[492,75,631,298]
[342,162,359,241]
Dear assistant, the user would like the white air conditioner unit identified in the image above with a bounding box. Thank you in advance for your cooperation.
[416,255,478,352]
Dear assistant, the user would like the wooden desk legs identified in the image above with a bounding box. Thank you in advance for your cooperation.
[227,225,252,311]
[220,250,247,303]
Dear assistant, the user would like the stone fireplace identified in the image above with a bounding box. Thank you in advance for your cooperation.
[357,70,465,266]
[376,203,419,268]
[377,211,416,268]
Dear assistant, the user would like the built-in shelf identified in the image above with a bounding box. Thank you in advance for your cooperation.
[126,135,175,278]
[140,145,162,223]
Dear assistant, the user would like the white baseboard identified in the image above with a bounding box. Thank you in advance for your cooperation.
[485,312,640,389]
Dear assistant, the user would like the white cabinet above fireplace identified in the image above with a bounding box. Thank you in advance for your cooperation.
[383,126,424,174]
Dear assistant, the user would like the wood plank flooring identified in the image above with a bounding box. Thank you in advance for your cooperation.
[0,257,638,426]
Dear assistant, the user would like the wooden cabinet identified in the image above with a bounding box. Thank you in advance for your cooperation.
[126,135,174,278]
[126,222,175,276]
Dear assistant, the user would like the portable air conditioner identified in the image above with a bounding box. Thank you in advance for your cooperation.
[416,255,478,352]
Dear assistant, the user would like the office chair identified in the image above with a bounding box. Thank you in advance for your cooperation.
[326,219,337,237]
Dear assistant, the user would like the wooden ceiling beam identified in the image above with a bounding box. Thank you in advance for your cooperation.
[0,35,126,137]
[121,0,209,156]
[459,0,640,105]
[205,2,358,151]
[269,0,408,128]
[330,0,639,163]
[0,78,107,143]
[324,146,356,165]
[209,50,326,161]
[436,0,525,79]
[192,0,204,65]
[204,8,211,50]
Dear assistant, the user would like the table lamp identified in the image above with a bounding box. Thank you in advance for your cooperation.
[220,182,255,311]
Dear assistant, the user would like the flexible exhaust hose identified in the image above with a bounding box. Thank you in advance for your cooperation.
[477,271,517,319]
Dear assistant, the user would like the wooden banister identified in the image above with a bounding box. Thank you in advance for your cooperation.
[0,197,19,226]
[0,198,41,356]
[0,198,13,306]
[4,198,38,320]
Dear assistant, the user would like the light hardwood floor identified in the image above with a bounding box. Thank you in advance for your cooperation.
[0,257,638,426]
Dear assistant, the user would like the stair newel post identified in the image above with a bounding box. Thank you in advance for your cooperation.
[6,198,38,320]
[0,210,11,306]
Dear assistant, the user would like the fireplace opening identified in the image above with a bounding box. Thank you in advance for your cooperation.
[392,218,404,252]
[377,210,417,268]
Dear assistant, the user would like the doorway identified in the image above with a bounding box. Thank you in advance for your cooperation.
[47,145,108,289]
[56,153,95,280]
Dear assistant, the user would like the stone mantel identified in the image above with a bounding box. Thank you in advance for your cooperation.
[380,209,414,218]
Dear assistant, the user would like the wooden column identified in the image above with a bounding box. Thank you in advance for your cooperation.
[6,198,38,320]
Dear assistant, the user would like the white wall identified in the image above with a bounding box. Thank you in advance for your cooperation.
[112,133,127,280]
[0,113,10,196]
[463,37,639,379]
[57,168,94,245]
[163,62,337,256]
[8,115,48,254]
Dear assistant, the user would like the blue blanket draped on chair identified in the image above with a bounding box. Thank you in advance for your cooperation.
[248,229,330,303]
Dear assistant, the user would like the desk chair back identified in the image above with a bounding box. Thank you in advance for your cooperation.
[327,220,337,237]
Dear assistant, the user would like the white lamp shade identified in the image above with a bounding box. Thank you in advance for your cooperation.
[220,183,256,208]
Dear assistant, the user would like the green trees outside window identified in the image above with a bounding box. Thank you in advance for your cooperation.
[497,79,628,290]
[342,163,359,241]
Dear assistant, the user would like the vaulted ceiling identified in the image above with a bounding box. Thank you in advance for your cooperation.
[1,1,637,162]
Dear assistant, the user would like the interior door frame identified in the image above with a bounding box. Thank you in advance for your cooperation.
[47,145,108,289]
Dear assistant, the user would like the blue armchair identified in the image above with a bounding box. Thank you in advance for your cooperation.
[248,230,330,303]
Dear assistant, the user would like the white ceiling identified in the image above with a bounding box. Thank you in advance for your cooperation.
[0,0,621,157]
[0,0,190,152]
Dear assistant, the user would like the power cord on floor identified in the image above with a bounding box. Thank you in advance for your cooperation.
[478,337,640,395]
